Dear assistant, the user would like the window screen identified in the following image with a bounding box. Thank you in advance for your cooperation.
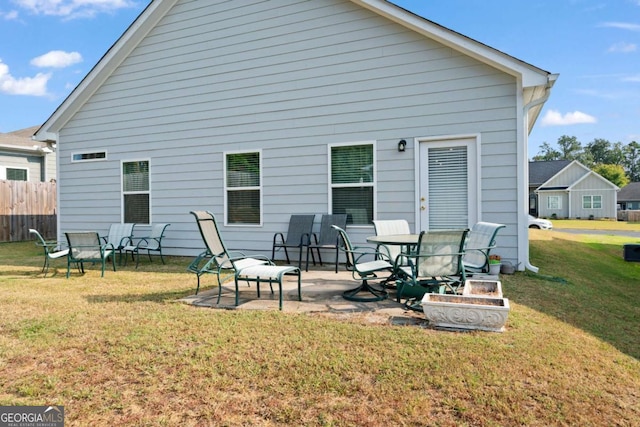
[331,144,374,225]
[226,152,261,225]
[6,168,27,181]
[122,161,150,224]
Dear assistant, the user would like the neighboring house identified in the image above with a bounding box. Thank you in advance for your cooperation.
[0,126,56,182]
[34,0,558,272]
[528,160,570,217]
[617,182,640,210]
[532,160,618,219]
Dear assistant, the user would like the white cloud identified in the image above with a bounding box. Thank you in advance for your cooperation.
[12,0,137,18]
[1,10,19,20]
[623,74,640,82]
[31,50,82,68]
[0,59,50,96]
[541,110,597,126]
[600,22,640,31]
[608,42,637,53]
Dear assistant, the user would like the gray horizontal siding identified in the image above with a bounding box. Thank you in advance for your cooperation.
[57,0,520,260]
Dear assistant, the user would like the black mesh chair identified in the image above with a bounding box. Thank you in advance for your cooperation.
[305,214,348,272]
[271,215,315,269]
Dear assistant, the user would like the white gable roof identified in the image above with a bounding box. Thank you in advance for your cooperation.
[35,0,556,141]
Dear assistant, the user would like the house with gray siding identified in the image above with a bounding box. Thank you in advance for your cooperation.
[617,182,640,211]
[34,0,557,272]
[534,160,618,219]
[0,126,56,182]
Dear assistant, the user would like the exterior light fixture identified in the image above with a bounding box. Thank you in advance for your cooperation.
[397,139,407,152]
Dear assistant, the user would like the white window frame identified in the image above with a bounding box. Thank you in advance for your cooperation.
[1,166,29,181]
[583,195,602,209]
[121,159,151,225]
[328,141,376,227]
[548,195,562,210]
[224,149,263,227]
[71,151,107,163]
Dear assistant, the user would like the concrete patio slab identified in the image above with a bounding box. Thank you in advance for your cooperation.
[178,266,428,326]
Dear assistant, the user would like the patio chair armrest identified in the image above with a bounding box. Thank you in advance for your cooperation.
[227,252,273,264]
[351,246,391,264]
[375,243,392,259]
[187,250,214,274]
[299,232,311,246]
[101,243,115,252]
[134,236,153,249]
[272,232,285,245]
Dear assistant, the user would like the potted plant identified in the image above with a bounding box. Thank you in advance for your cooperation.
[488,254,501,275]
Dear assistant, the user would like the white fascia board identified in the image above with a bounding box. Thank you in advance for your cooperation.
[538,160,580,189]
[352,0,552,87]
[34,0,179,142]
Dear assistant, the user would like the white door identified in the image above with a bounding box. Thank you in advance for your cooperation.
[419,137,478,230]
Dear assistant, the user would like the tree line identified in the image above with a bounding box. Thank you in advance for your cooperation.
[532,135,639,188]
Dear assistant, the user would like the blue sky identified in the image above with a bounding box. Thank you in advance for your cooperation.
[1,0,639,159]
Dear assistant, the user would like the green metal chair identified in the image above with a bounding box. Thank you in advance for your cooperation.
[29,229,69,277]
[188,211,301,310]
[462,222,506,275]
[101,223,135,264]
[123,223,171,268]
[395,229,469,305]
[332,225,393,302]
[65,231,116,278]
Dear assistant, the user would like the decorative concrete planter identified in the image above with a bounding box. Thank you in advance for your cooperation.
[463,279,503,298]
[421,294,510,332]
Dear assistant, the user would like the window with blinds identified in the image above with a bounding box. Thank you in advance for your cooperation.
[122,160,150,224]
[428,146,467,229]
[6,168,27,181]
[225,151,261,225]
[330,143,374,225]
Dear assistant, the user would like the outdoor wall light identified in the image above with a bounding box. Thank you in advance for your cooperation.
[397,139,407,152]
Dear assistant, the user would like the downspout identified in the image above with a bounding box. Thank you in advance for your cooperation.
[522,78,554,273]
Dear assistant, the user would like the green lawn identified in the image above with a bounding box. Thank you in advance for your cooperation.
[0,229,638,426]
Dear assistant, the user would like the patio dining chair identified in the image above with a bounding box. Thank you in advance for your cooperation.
[188,211,301,309]
[462,222,506,275]
[101,223,135,264]
[29,229,69,277]
[305,214,348,273]
[395,229,469,305]
[123,223,171,268]
[65,231,116,278]
[271,214,315,269]
[332,225,393,302]
[372,219,412,262]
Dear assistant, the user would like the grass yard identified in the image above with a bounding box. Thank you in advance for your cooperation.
[0,229,639,426]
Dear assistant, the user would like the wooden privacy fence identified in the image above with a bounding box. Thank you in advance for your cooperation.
[618,210,640,222]
[0,180,57,242]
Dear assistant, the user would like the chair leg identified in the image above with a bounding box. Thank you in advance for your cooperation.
[342,280,387,302]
